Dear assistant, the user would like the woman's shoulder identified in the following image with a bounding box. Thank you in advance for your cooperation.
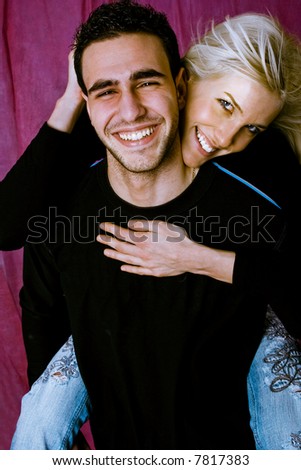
[216,129,300,210]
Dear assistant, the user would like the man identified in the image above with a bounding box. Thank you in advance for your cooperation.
[20,0,300,449]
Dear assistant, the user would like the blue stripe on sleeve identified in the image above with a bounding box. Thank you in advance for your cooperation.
[212,161,281,209]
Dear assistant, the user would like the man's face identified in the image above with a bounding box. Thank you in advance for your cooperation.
[82,33,185,173]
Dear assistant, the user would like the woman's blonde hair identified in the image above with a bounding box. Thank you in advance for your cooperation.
[184,13,301,161]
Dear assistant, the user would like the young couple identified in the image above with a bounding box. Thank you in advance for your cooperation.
[4,0,301,450]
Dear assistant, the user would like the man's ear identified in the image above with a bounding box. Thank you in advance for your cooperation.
[82,92,91,118]
[175,67,187,110]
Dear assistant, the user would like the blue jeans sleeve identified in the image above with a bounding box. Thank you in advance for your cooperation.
[247,306,301,450]
[11,336,91,450]
[12,307,301,450]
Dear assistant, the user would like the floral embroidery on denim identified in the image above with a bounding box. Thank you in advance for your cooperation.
[264,305,293,340]
[291,431,301,449]
[35,336,79,385]
[263,307,301,394]
[61,336,75,354]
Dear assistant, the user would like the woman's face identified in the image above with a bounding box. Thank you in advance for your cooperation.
[181,73,283,168]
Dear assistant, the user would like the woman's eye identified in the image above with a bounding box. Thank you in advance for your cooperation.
[246,124,260,135]
[219,99,234,112]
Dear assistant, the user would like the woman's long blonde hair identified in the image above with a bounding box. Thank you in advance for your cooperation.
[184,13,301,161]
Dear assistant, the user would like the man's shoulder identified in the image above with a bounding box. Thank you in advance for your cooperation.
[70,158,107,207]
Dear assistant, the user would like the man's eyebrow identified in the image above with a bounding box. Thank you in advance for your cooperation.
[88,79,119,95]
[130,68,166,80]
[88,69,166,95]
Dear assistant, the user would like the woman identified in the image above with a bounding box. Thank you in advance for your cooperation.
[8,13,301,449]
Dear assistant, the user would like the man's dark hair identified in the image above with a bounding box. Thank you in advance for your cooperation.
[73,0,181,94]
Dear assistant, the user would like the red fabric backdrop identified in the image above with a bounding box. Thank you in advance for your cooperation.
[1,0,301,450]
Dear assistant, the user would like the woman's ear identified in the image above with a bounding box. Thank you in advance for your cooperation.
[175,67,187,110]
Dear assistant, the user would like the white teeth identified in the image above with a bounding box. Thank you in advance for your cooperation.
[119,127,154,141]
[196,129,214,153]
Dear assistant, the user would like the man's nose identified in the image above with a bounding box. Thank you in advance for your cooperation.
[118,91,146,122]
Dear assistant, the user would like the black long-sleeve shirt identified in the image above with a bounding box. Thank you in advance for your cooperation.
[0,110,102,250]
[20,157,301,449]
[1,117,300,349]
[2,113,300,447]
[1,111,300,253]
